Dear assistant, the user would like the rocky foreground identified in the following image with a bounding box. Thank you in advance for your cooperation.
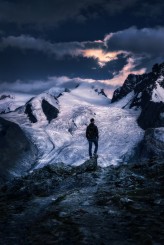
[0,158,164,245]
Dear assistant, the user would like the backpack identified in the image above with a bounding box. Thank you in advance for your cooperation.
[87,124,97,139]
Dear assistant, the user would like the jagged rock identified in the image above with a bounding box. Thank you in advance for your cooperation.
[112,62,164,130]
[95,88,108,97]
[112,63,164,108]
[111,74,145,103]
[42,99,59,123]
[0,94,12,100]
[25,103,37,123]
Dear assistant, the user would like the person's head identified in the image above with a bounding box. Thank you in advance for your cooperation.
[90,118,94,123]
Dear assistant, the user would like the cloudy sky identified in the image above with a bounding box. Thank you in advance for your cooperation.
[0,0,164,97]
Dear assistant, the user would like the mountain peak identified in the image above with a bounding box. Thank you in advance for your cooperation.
[111,61,164,129]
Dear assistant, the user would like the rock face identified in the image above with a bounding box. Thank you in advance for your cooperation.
[25,103,37,123]
[0,159,163,244]
[111,62,164,163]
[139,128,164,161]
[24,93,59,124]
[137,101,164,130]
[111,62,164,130]
[42,99,59,123]
[0,117,37,183]
[111,73,147,103]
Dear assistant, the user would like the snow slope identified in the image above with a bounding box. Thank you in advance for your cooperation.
[0,93,33,113]
[2,83,144,169]
[152,76,164,103]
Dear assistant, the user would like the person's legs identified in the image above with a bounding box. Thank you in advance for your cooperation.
[88,140,92,157]
[93,139,98,155]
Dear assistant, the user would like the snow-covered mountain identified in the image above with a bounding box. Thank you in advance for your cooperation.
[1,66,164,245]
[0,82,145,177]
[111,62,164,129]
[1,62,164,180]
[0,92,33,114]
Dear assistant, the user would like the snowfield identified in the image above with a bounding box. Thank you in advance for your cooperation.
[2,83,144,169]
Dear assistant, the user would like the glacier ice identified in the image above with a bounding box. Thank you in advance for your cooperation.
[2,83,144,169]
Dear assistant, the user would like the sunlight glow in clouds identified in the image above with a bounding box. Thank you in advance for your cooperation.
[1,26,162,98]
[108,57,146,86]
[82,49,126,67]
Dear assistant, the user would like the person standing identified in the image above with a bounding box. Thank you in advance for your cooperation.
[86,118,99,159]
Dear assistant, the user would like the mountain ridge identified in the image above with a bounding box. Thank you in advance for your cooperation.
[0,63,164,181]
[111,62,164,129]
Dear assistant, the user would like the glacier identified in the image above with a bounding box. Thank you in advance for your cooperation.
[2,82,144,171]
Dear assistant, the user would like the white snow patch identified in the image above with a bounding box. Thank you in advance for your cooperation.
[152,77,164,103]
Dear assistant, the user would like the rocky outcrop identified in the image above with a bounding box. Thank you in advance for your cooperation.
[0,94,12,100]
[0,159,163,244]
[0,117,37,183]
[111,73,147,103]
[42,99,59,123]
[112,63,164,105]
[112,62,164,130]
[95,88,108,97]
[137,101,164,129]
[25,103,37,123]
[138,128,164,162]
[24,94,59,124]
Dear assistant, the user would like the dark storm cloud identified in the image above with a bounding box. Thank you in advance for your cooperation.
[0,44,122,83]
[135,0,164,18]
[105,27,164,57]
[102,0,138,15]
[0,0,112,26]
[0,0,150,27]
[2,27,164,67]
[0,0,91,26]
[0,35,105,58]
[0,35,85,57]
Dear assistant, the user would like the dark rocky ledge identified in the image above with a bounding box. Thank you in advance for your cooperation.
[0,158,163,245]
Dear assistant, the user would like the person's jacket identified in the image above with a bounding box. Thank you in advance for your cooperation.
[86,123,99,140]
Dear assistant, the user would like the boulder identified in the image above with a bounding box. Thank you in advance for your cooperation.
[0,117,37,183]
